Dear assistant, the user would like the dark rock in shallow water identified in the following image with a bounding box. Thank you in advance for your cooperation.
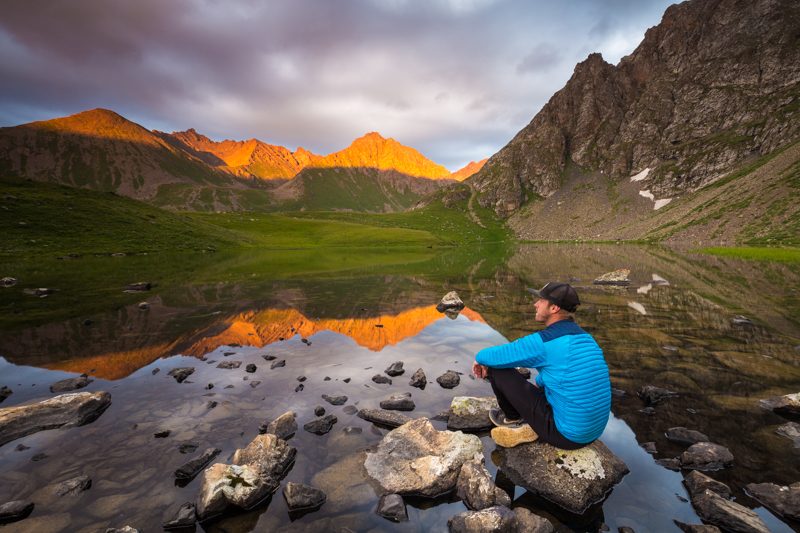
[14,444,29,451]
[447,396,498,431]
[124,281,151,292]
[377,493,407,522]
[690,489,769,533]
[322,394,347,406]
[178,443,198,454]
[245,364,257,373]
[283,482,326,511]
[637,385,678,405]
[295,383,304,392]
[673,520,721,532]
[385,361,405,377]
[656,458,681,471]
[0,386,12,403]
[206,401,217,409]
[759,392,800,418]
[372,374,392,385]
[745,481,800,521]
[436,291,465,313]
[680,442,733,471]
[0,500,34,524]
[271,359,286,369]
[53,474,91,496]
[0,391,112,447]
[513,507,555,532]
[168,367,195,383]
[357,408,411,428]
[249,380,261,388]
[343,377,351,383]
[216,360,241,369]
[448,505,516,532]
[380,392,415,411]
[31,452,47,461]
[262,354,277,361]
[640,442,657,454]
[639,407,656,415]
[263,411,297,440]
[495,440,629,514]
[343,405,357,415]
[682,470,731,499]
[409,368,426,389]
[436,370,461,389]
[665,427,709,445]
[776,421,800,447]
[304,414,337,435]
[224,384,234,389]
[162,502,196,530]
[154,430,170,438]
[49,374,93,393]
[105,527,140,533]
[151,368,160,375]
[175,447,221,483]
[314,406,325,416]
[297,375,307,382]
[456,452,511,510]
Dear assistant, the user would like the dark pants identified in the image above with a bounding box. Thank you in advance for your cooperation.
[487,367,586,450]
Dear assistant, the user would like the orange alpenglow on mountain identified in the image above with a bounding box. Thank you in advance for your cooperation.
[451,159,488,181]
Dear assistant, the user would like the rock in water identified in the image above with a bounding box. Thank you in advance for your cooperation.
[283,482,326,511]
[385,361,405,377]
[776,421,800,447]
[448,396,498,431]
[495,440,629,514]
[322,394,347,406]
[682,470,731,499]
[357,409,412,428]
[759,392,800,418]
[262,411,297,440]
[456,452,511,510]
[124,281,151,292]
[514,507,555,532]
[49,375,93,393]
[162,502,196,530]
[175,447,221,482]
[245,364,257,373]
[665,427,710,445]
[436,291,465,313]
[304,414,337,435]
[105,527,140,533]
[364,417,483,497]
[380,392,415,411]
[168,367,194,383]
[270,359,286,369]
[196,433,296,520]
[690,489,769,533]
[409,368,427,389]
[0,391,112,447]
[593,269,631,285]
[447,505,517,533]
[673,521,721,533]
[372,374,392,385]
[0,500,34,524]
[745,482,800,521]
[637,385,678,405]
[0,387,12,403]
[377,493,408,522]
[53,474,92,496]
[679,442,733,471]
[437,370,461,389]
[216,361,241,369]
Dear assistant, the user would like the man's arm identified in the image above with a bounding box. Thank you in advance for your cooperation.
[475,332,546,369]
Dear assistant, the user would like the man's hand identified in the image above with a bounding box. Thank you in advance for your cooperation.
[472,362,488,379]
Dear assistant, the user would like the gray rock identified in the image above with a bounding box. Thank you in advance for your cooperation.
[665,427,710,445]
[249,380,261,388]
[196,433,296,520]
[437,370,461,389]
[447,396,498,431]
[364,417,483,497]
[372,374,392,385]
[495,440,629,514]
[0,391,112,447]
[745,482,800,521]
[304,414,338,435]
[342,405,356,415]
[447,505,516,533]
[124,281,151,292]
[640,442,657,454]
[262,354,277,361]
[385,361,405,377]
[637,385,677,405]
[263,411,297,440]
[168,367,194,383]
[409,368,427,389]
[357,408,412,428]
[0,386,12,403]
[456,452,511,510]
[731,315,754,326]
[377,493,408,522]
[49,375,93,393]
[175,447,221,482]
[776,421,800,447]
[216,361,242,369]
[53,474,92,496]
[436,291,465,313]
[593,269,630,285]
[656,458,681,471]
[314,406,325,416]
[380,392,415,411]
[673,521,722,532]
[680,442,733,471]
[683,470,732,499]
[105,527,140,533]
[322,394,347,406]
[294,384,304,392]
[271,359,286,369]
[690,489,769,533]
[1,277,17,287]
[245,364,257,373]
[283,482,326,511]
[163,502,196,530]
[759,392,800,417]
[0,500,34,523]
[514,507,555,532]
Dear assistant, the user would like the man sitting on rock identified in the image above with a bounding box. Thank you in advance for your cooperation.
[472,282,610,449]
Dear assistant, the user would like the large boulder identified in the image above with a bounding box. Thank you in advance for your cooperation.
[679,442,734,471]
[494,440,629,514]
[437,291,465,313]
[196,433,296,520]
[456,452,511,510]
[364,417,483,498]
[261,411,297,440]
[447,396,499,431]
[745,482,800,521]
[0,391,111,447]
[690,489,769,533]
[759,392,800,418]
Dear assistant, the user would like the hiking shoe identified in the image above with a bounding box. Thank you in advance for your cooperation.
[491,424,538,448]
[489,407,523,428]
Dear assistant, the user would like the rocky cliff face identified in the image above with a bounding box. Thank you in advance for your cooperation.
[470,0,800,217]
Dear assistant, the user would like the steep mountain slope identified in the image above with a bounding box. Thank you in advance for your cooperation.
[451,159,488,181]
[471,0,800,221]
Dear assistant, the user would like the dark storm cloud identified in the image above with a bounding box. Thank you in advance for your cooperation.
[0,0,675,170]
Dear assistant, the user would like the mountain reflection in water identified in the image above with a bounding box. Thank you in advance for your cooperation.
[0,244,798,532]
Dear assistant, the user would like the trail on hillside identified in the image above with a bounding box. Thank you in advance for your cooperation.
[467,185,486,229]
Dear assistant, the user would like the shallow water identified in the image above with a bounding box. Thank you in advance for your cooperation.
[0,244,799,532]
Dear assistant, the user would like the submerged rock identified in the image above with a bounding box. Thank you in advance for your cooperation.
[322,394,347,406]
[759,392,800,418]
[364,417,482,497]
[53,474,92,496]
[514,507,555,532]
[665,427,710,445]
[357,408,412,428]
[456,452,511,510]
[593,269,630,285]
[776,421,800,447]
[436,291,465,313]
[105,527,140,533]
[0,386,12,403]
[637,385,678,405]
[385,361,405,377]
[679,442,733,471]
[0,500,34,524]
[283,482,326,511]
[690,489,769,533]
[175,447,221,482]
[448,505,516,533]
[673,521,721,532]
[495,440,629,514]
[380,392,415,411]
[447,396,498,431]
[271,359,286,369]
[49,375,93,393]
[216,361,242,369]
[409,368,427,389]
[314,406,325,416]
[377,493,408,522]
[682,470,731,499]
[437,370,461,389]
[168,367,195,383]
[304,414,337,435]
[745,482,800,521]
[372,374,392,385]
[640,442,657,454]
[262,411,297,440]
[0,391,111,447]
[163,502,196,530]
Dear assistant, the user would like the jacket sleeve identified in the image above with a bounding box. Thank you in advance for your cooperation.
[475,332,546,369]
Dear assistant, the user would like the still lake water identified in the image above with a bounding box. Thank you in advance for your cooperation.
[0,244,799,532]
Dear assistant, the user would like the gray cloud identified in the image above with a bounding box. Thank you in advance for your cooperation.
[0,0,674,170]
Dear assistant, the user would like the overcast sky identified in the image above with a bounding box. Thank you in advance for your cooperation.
[0,0,675,170]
